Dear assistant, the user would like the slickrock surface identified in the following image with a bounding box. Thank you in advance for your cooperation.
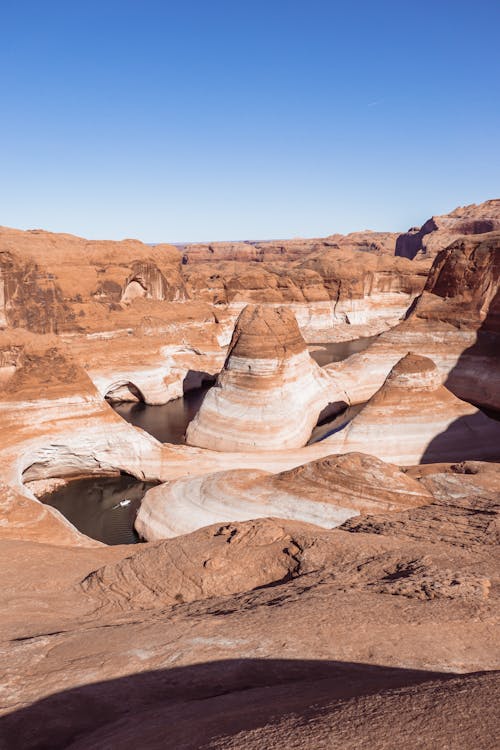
[1,466,499,748]
[186,305,341,451]
[53,672,500,750]
[396,199,500,259]
[135,452,431,540]
[326,353,500,464]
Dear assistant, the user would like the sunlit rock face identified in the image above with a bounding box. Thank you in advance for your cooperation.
[135,452,431,541]
[84,517,311,607]
[328,232,500,411]
[186,304,344,451]
[395,199,500,259]
[326,353,500,465]
[180,231,399,265]
[183,248,429,337]
[2,475,500,749]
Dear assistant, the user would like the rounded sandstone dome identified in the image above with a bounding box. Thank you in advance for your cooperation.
[226,304,306,360]
[385,353,442,390]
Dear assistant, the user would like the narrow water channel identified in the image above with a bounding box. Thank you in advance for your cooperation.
[112,383,212,444]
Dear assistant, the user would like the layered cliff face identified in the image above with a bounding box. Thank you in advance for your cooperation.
[0,226,237,406]
[135,452,431,541]
[0,223,426,410]
[186,305,341,451]
[297,248,427,326]
[329,231,500,410]
[0,226,186,332]
[181,230,399,264]
[395,199,500,259]
[183,247,429,334]
[0,250,76,333]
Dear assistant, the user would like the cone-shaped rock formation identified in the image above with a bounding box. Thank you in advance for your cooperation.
[325,353,500,464]
[186,304,342,451]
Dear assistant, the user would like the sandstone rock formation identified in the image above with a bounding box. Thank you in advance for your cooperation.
[0,225,235,406]
[181,230,399,264]
[1,464,499,748]
[328,231,500,410]
[186,304,341,451]
[135,452,431,541]
[0,335,164,544]
[395,199,500,260]
[83,517,311,608]
[150,351,500,489]
[324,353,500,465]
[183,248,428,336]
[1,204,500,750]
[0,221,426,409]
[137,352,500,541]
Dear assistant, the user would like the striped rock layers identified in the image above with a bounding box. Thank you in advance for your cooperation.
[325,353,500,465]
[135,452,430,540]
[186,304,343,451]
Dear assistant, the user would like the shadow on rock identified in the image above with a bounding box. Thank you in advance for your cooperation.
[0,658,458,750]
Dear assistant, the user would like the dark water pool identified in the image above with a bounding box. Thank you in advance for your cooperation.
[308,336,377,366]
[112,384,211,444]
[308,402,366,444]
[41,474,158,545]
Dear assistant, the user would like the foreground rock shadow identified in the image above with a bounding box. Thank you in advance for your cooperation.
[0,658,460,750]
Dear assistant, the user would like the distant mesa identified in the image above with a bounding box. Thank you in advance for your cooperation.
[395,199,500,259]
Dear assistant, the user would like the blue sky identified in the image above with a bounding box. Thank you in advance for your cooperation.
[1,0,499,242]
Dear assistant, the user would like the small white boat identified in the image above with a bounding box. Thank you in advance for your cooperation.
[112,498,132,509]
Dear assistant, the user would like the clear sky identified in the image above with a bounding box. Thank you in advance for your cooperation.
[1,0,499,243]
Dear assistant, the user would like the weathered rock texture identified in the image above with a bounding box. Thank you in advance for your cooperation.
[0,225,185,330]
[0,225,237,406]
[186,305,341,451]
[395,199,500,259]
[181,230,399,264]
[0,221,430,408]
[1,204,500,750]
[135,452,431,541]
[1,463,499,748]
